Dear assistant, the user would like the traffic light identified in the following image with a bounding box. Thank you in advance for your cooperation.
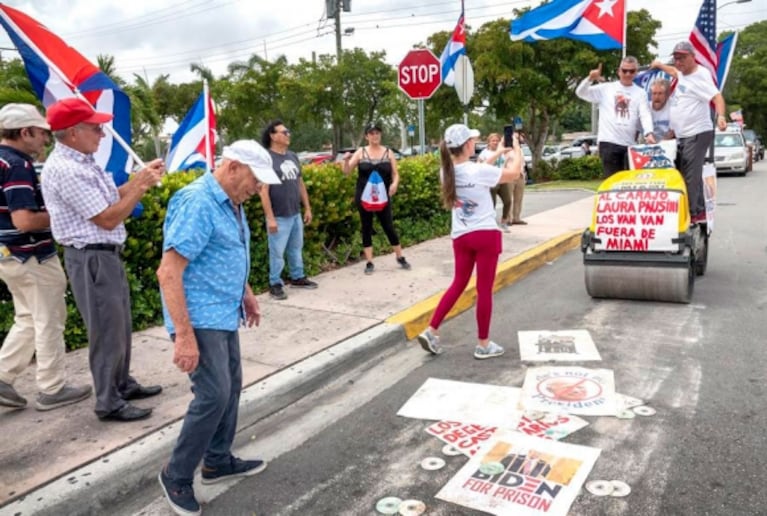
[342,0,351,12]
[326,0,336,17]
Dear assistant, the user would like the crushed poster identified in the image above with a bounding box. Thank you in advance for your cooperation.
[521,367,617,416]
[397,378,523,428]
[518,330,601,362]
[426,414,589,457]
[436,430,600,515]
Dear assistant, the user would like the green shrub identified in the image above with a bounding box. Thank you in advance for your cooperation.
[552,155,603,180]
[0,155,450,350]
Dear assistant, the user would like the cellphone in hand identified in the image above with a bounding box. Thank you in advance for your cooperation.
[503,124,514,148]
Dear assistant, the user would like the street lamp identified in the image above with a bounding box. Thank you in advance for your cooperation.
[717,0,750,10]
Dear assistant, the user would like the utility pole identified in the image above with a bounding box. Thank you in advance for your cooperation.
[327,0,351,154]
[334,1,342,62]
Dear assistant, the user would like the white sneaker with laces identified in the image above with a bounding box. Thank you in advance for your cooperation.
[417,329,443,355]
[474,341,505,360]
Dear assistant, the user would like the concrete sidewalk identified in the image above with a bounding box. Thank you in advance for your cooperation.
[0,193,593,516]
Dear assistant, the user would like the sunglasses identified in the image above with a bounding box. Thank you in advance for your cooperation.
[276,129,291,136]
[620,68,637,74]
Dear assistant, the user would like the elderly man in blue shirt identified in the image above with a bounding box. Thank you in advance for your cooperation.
[156,140,281,516]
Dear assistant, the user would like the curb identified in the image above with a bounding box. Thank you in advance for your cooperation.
[1,323,405,516]
[387,231,583,340]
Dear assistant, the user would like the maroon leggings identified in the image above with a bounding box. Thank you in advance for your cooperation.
[429,230,502,339]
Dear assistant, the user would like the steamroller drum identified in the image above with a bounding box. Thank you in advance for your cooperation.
[584,260,694,304]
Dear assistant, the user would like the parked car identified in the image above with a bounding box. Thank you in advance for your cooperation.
[742,129,763,162]
[298,151,333,165]
[714,128,749,175]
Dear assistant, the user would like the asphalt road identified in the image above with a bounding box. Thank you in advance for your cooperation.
[134,165,766,516]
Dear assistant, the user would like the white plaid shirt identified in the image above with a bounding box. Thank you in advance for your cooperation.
[41,142,127,247]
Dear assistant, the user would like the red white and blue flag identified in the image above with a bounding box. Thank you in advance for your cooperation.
[440,5,466,86]
[166,82,216,173]
[509,0,625,50]
[689,0,718,80]
[0,4,133,185]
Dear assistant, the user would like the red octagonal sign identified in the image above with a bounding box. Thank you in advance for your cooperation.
[398,49,442,100]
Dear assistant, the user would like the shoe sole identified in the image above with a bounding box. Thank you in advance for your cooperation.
[417,334,441,355]
[289,284,319,289]
[0,395,27,409]
[269,294,288,300]
[158,472,201,516]
[200,461,268,485]
[35,390,92,411]
[474,351,505,360]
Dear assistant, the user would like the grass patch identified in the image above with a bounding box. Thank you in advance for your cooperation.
[528,179,602,192]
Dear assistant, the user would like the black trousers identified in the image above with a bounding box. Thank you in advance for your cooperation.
[357,202,400,249]
[598,141,628,177]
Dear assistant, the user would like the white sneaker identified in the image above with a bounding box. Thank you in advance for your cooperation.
[417,329,443,355]
[474,341,505,360]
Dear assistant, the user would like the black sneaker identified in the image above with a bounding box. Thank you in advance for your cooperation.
[269,284,287,300]
[290,277,318,289]
[397,256,411,270]
[364,262,374,275]
[201,457,268,485]
[158,468,200,516]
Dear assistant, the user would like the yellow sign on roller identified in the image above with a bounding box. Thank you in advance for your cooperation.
[588,168,690,251]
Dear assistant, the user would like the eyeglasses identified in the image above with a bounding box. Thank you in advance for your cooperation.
[620,68,637,74]
[276,129,291,136]
[76,124,104,134]
[673,54,690,61]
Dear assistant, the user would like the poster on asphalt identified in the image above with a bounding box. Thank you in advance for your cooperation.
[521,367,617,416]
[397,378,523,428]
[435,430,600,515]
[517,330,601,362]
[426,414,589,457]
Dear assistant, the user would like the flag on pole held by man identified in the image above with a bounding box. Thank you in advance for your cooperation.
[440,5,466,86]
[688,0,718,80]
[715,32,737,90]
[0,4,133,183]
[166,83,216,173]
[509,0,625,50]
[633,68,675,100]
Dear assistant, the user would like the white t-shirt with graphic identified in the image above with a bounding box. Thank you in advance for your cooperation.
[449,161,502,239]
[669,66,719,138]
[651,103,671,140]
[576,78,653,146]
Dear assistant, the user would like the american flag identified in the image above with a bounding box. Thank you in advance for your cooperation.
[689,0,718,81]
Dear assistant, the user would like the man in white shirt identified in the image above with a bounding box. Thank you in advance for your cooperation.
[650,78,673,141]
[651,41,727,223]
[576,56,656,177]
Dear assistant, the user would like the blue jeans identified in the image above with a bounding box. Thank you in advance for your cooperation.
[166,329,242,485]
[267,214,305,286]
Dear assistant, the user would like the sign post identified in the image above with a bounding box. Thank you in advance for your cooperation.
[398,49,441,155]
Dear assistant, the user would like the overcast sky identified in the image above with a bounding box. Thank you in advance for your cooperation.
[0,0,763,84]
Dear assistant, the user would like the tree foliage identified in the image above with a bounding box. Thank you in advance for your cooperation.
[724,21,767,136]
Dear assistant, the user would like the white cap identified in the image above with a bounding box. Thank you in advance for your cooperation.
[221,140,281,184]
[444,124,480,148]
[0,103,50,130]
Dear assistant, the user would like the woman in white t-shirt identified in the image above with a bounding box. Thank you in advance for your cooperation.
[417,124,523,360]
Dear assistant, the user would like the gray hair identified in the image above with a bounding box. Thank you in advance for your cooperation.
[621,56,639,66]
[52,129,69,141]
[651,78,671,93]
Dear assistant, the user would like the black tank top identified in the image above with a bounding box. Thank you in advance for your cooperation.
[355,147,393,202]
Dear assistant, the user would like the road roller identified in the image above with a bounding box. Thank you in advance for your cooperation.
[580,144,708,303]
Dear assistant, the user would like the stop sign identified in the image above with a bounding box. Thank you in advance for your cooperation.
[398,49,441,100]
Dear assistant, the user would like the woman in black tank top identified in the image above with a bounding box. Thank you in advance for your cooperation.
[342,122,411,275]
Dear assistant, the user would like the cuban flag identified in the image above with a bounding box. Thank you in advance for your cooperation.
[0,4,133,185]
[166,82,216,173]
[715,32,737,90]
[634,68,675,100]
[510,0,625,51]
[440,5,466,87]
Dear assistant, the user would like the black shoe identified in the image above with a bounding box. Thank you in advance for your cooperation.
[269,284,287,300]
[364,262,374,275]
[289,277,318,289]
[159,468,201,515]
[122,384,162,400]
[397,256,411,270]
[99,404,153,422]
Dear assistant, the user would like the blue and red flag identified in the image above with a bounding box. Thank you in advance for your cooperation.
[166,82,216,173]
[509,0,625,51]
[715,32,737,90]
[440,4,466,87]
[0,4,133,185]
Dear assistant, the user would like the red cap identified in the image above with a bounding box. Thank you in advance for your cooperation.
[46,98,113,131]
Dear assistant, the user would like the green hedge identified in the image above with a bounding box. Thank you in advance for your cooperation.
[0,154,450,350]
[532,155,603,182]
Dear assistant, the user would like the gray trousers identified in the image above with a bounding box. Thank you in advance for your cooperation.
[677,131,713,218]
[63,247,137,416]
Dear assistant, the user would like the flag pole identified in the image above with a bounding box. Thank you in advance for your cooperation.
[0,11,145,170]
[203,79,211,174]
[622,0,627,58]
